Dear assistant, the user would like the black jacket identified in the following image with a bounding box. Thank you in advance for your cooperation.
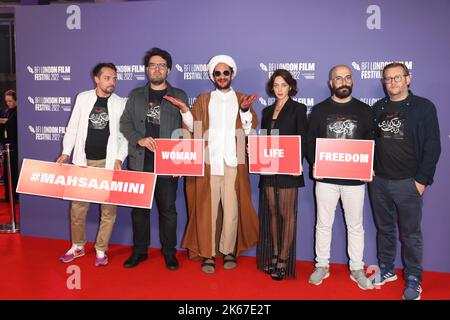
[0,107,18,146]
[372,92,441,186]
[120,82,188,172]
[258,98,308,188]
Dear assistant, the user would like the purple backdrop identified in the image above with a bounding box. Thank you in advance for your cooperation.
[15,0,450,273]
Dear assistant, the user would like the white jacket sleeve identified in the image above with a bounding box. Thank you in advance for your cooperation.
[62,93,82,156]
[181,110,194,133]
[116,97,129,162]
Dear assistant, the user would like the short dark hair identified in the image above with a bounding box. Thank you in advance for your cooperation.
[266,69,298,97]
[4,89,16,101]
[383,62,410,77]
[144,47,172,70]
[92,62,117,78]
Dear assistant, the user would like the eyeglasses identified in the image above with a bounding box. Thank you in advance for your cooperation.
[382,74,408,84]
[333,75,352,82]
[213,70,231,77]
[148,63,167,70]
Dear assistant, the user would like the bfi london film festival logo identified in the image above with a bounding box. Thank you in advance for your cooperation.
[27,96,72,112]
[27,65,71,81]
[28,125,66,141]
[175,63,209,80]
[351,60,413,80]
[258,97,315,116]
[188,97,197,108]
[259,62,316,80]
[116,64,146,81]
[359,97,381,107]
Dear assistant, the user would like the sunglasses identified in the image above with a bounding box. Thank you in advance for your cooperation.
[213,70,231,77]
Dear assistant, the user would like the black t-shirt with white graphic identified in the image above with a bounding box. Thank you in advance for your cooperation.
[143,87,167,172]
[85,96,110,160]
[307,97,373,185]
[374,99,416,179]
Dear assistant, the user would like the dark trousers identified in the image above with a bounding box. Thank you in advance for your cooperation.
[369,175,423,280]
[131,177,178,256]
[3,145,18,200]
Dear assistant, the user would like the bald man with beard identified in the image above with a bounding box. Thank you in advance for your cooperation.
[306,65,374,290]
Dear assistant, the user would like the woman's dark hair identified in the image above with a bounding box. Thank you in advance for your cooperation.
[144,47,173,70]
[266,69,298,98]
[4,89,16,101]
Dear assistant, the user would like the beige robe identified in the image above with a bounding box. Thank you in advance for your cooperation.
[182,91,259,260]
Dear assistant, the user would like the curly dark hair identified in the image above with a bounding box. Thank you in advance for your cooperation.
[266,69,298,98]
[144,47,173,70]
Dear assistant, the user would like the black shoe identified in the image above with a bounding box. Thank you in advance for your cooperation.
[271,258,288,281]
[164,254,179,270]
[123,253,148,268]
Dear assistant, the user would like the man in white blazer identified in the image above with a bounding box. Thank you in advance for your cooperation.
[56,62,128,266]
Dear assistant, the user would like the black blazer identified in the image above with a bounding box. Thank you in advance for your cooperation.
[0,107,18,146]
[258,98,308,188]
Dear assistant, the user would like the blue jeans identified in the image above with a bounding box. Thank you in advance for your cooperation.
[369,175,423,281]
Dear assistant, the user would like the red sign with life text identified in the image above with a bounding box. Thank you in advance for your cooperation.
[16,159,157,208]
[248,135,302,175]
[314,138,374,181]
[154,139,204,176]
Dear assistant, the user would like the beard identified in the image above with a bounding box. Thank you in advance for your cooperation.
[333,85,352,99]
[214,78,232,90]
[98,85,115,96]
[150,78,165,86]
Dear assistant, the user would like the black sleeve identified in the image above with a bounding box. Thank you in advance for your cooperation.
[306,105,320,164]
[297,104,308,162]
[364,106,374,140]
[415,102,441,185]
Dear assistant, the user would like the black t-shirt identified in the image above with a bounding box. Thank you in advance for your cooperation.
[307,97,373,185]
[143,87,167,172]
[374,99,417,179]
[85,96,110,160]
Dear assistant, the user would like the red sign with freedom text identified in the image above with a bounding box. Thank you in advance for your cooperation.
[248,135,302,175]
[16,159,157,208]
[154,139,204,176]
[314,138,374,181]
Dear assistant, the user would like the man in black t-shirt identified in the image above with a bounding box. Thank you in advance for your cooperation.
[307,65,374,290]
[57,63,128,267]
[370,63,441,300]
[120,48,189,271]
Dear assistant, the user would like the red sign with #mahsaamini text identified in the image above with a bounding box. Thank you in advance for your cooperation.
[16,159,157,208]
[314,138,374,181]
[248,135,302,175]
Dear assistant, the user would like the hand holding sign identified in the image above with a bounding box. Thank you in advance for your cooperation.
[138,136,157,152]
[56,154,69,165]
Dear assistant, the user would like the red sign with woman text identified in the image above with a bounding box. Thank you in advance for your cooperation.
[154,139,204,176]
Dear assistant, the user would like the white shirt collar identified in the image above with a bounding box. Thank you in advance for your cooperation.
[213,87,235,97]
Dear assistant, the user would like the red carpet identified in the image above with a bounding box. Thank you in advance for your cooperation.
[1,234,449,300]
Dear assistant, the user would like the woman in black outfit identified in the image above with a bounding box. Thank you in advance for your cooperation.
[256,69,308,280]
[0,90,18,202]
